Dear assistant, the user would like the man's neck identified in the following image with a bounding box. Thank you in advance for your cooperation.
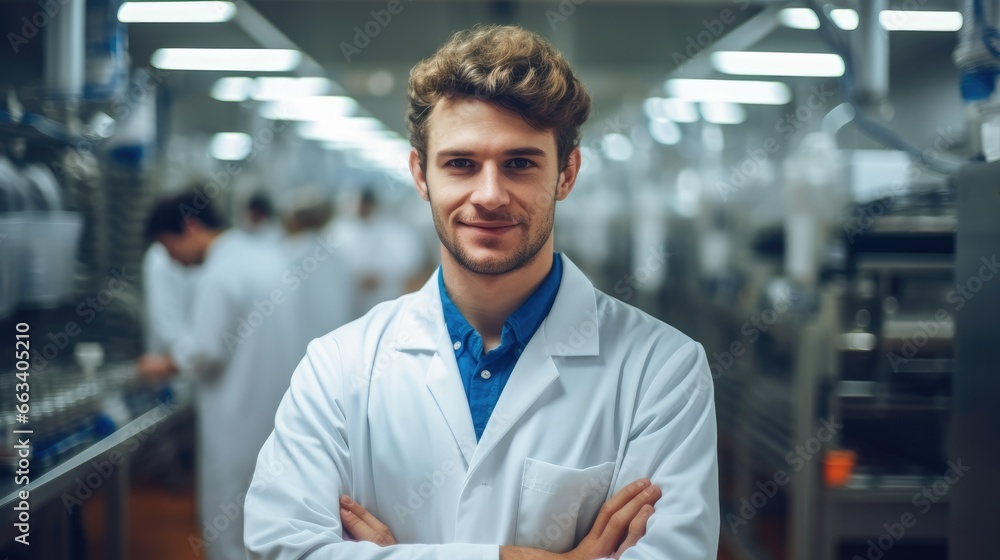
[199,229,226,260]
[440,246,553,350]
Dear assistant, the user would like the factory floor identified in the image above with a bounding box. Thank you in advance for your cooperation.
[82,479,739,559]
[83,479,201,559]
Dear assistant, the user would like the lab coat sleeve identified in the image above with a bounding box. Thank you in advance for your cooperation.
[142,250,187,352]
[614,340,720,560]
[243,337,500,560]
[169,274,237,379]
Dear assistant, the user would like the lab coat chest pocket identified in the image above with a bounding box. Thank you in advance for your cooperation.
[514,458,616,553]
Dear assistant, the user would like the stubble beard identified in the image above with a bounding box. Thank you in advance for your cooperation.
[428,181,555,276]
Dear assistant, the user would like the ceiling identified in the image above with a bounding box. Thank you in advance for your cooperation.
[1,0,963,143]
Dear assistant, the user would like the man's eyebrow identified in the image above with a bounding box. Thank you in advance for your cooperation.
[436,149,475,158]
[504,147,547,157]
[435,147,549,158]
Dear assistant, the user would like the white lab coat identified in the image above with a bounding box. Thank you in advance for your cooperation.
[330,215,425,319]
[279,230,352,355]
[170,230,303,560]
[244,253,719,560]
[246,220,285,244]
[142,242,195,353]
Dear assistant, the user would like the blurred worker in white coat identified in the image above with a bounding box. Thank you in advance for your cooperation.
[331,187,426,319]
[244,191,283,243]
[278,191,352,354]
[245,26,718,560]
[137,190,302,560]
[142,242,195,353]
[141,240,197,483]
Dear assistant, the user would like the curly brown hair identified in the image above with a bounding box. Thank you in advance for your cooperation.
[407,25,591,171]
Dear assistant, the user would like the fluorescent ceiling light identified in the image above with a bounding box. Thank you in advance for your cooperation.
[699,102,746,125]
[780,7,960,32]
[211,77,333,102]
[259,96,358,121]
[210,133,252,160]
[323,138,412,171]
[297,118,386,142]
[252,77,332,100]
[666,79,792,105]
[211,77,252,102]
[879,10,963,31]
[362,141,413,165]
[834,9,860,30]
[778,8,858,30]
[642,98,665,121]
[643,97,698,123]
[151,48,300,71]
[649,119,682,145]
[779,8,821,29]
[663,98,699,123]
[712,51,845,77]
[118,1,236,23]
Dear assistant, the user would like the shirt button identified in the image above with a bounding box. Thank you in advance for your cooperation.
[481,370,491,379]
[454,341,462,350]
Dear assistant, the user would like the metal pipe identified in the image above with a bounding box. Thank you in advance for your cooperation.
[854,0,890,103]
[42,0,85,102]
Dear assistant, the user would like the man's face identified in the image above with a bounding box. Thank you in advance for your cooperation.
[157,228,205,267]
[410,98,580,276]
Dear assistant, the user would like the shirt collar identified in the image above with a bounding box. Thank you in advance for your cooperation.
[438,253,563,355]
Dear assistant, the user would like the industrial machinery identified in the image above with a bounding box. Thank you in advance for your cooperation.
[653,152,958,560]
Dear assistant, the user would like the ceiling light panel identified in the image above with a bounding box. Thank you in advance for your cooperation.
[151,49,301,72]
[712,51,845,77]
[119,1,236,23]
[666,79,792,105]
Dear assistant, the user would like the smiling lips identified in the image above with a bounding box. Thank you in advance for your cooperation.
[462,221,518,235]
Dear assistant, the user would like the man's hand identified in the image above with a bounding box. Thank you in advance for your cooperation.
[500,478,660,560]
[341,477,659,558]
[339,495,397,546]
[136,354,177,383]
[568,478,659,559]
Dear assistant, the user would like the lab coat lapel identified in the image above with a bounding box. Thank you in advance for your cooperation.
[424,335,478,466]
[469,254,600,471]
[395,271,478,466]
[470,327,560,471]
[398,256,601,475]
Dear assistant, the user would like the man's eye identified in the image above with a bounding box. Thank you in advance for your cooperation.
[507,158,534,169]
[447,159,473,168]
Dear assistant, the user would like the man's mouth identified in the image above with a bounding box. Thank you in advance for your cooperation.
[462,221,519,234]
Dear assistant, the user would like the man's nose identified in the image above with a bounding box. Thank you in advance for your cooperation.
[468,164,510,210]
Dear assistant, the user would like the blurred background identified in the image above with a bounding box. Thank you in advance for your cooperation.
[0,0,997,558]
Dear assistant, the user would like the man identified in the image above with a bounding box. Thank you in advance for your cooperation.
[138,191,302,560]
[142,240,195,354]
[244,25,719,560]
[330,187,427,319]
[278,191,352,354]
[244,191,283,243]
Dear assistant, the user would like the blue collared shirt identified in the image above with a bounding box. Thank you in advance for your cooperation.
[439,253,563,441]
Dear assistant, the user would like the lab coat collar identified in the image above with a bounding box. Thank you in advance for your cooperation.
[394,252,599,468]
[393,253,600,358]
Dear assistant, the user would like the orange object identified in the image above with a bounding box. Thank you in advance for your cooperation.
[824,449,857,487]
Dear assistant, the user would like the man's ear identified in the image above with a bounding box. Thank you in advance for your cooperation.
[410,149,429,202]
[556,148,582,202]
